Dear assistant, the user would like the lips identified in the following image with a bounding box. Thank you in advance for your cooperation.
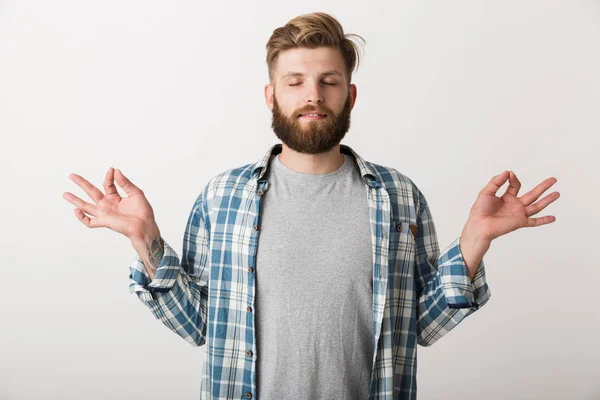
[298,113,327,118]
[300,114,327,120]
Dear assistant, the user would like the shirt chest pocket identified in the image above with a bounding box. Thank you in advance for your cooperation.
[389,220,418,276]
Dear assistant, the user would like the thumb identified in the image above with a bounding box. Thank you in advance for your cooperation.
[114,169,143,197]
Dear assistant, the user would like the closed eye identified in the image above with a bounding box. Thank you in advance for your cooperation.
[289,82,337,86]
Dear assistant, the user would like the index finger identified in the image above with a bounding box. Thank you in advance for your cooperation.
[479,171,510,197]
[103,167,119,197]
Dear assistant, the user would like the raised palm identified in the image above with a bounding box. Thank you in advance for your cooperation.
[63,167,155,239]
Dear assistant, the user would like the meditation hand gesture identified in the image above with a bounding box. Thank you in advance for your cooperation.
[62,167,158,241]
[460,170,560,280]
[464,171,560,242]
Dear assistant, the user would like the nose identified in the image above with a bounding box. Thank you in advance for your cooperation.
[305,81,324,104]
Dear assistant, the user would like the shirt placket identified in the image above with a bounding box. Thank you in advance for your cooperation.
[244,177,269,400]
[366,179,394,399]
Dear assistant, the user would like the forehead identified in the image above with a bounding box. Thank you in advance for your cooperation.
[275,47,346,78]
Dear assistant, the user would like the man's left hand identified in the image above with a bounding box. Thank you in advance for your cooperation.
[459,170,560,281]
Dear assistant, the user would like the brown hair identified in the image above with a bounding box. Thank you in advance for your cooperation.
[265,12,366,85]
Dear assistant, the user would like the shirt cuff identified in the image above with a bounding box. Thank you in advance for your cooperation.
[128,239,182,301]
[438,237,492,310]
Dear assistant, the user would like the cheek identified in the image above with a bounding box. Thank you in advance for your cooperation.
[329,89,349,109]
[275,92,299,112]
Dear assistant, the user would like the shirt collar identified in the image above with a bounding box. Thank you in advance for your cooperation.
[252,143,383,188]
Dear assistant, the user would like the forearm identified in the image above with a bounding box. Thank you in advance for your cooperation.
[130,224,164,281]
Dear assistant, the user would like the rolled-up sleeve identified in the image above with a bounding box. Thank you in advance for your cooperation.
[438,237,491,310]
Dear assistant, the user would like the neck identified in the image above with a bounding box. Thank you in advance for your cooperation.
[278,143,344,175]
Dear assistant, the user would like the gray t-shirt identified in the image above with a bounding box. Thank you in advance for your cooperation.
[255,152,374,400]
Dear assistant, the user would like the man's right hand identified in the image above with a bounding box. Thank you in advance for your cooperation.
[63,167,164,280]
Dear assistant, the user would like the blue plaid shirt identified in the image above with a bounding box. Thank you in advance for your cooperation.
[129,143,491,400]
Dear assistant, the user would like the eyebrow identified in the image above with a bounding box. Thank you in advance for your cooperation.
[281,70,343,79]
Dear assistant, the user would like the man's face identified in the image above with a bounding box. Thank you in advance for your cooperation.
[265,47,357,154]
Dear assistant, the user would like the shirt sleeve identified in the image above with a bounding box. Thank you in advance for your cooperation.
[413,187,492,347]
[128,187,211,347]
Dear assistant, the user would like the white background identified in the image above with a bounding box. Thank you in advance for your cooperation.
[1,1,598,399]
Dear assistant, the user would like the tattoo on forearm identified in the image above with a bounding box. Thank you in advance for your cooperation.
[147,237,165,273]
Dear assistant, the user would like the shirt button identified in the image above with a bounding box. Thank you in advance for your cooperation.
[247,306,252,312]
[246,350,253,357]
[253,225,259,231]
[248,267,254,273]
[245,392,253,398]
[396,223,402,232]
[257,189,264,196]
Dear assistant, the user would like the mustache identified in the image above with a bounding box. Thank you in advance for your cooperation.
[296,107,330,117]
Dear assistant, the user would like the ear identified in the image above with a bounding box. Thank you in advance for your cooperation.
[264,83,274,111]
[349,84,357,112]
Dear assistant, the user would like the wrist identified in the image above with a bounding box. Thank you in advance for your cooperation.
[460,223,491,281]
[130,224,163,281]
[131,223,160,247]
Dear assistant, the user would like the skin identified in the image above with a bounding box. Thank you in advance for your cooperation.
[63,46,560,284]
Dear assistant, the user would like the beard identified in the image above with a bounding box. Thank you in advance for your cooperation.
[271,93,352,155]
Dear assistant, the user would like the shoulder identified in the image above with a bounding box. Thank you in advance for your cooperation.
[363,160,427,221]
[190,162,257,209]
[207,163,256,193]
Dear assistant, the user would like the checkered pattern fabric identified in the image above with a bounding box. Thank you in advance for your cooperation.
[129,143,491,400]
